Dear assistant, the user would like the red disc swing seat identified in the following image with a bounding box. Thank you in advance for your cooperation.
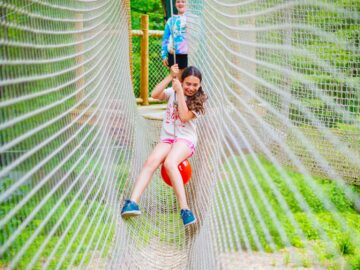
[161,159,192,187]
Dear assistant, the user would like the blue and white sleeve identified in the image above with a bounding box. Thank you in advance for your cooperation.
[161,18,172,60]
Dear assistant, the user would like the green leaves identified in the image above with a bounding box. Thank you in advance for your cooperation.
[131,0,164,30]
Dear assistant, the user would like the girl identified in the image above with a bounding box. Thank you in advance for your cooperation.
[161,0,188,72]
[121,65,207,226]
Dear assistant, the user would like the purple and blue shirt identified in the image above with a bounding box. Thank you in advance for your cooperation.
[161,14,188,60]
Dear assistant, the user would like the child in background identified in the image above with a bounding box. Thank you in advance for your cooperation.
[121,64,207,226]
[161,0,188,74]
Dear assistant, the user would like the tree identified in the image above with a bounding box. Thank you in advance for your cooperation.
[131,0,164,30]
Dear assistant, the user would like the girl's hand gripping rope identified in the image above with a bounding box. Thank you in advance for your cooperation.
[170,64,179,78]
[172,78,183,95]
[170,64,183,94]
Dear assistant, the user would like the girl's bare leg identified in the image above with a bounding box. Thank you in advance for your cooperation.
[163,142,192,209]
[130,143,172,203]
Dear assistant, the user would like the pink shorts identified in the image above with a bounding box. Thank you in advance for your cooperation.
[161,137,195,157]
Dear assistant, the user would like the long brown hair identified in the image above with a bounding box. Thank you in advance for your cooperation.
[182,66,207,115]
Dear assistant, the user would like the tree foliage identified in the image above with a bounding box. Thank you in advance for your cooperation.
[130,0,165,30]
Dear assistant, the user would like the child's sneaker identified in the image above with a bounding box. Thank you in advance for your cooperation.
[121,199,141,217]
[180,209,196,226]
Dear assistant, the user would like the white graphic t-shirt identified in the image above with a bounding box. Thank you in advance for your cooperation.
[160,87,200,146]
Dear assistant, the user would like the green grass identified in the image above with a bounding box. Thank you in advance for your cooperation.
[218,155,360,268]
[0,184,115,269]
[0,150,129,269]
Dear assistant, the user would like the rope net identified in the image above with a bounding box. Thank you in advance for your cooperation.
[0,0,359,269]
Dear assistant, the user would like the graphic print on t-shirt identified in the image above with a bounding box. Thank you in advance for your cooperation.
[160,87,199,146]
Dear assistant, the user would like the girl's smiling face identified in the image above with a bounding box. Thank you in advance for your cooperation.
[182,75,201,96]
[176,0,186,15]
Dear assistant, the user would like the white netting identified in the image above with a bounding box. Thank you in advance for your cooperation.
[0,0,359,269]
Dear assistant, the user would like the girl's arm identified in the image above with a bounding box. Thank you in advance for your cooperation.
[161,18,172,60]
[151,74,172,100]
[151,64,179,100]
[172,79,195,122]
[152,65,179,100]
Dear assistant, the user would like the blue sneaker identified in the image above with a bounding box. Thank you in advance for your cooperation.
[180,209,196,226]
[121,199,141,217]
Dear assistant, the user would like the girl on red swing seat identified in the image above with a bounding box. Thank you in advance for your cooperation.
[121,64,207,226]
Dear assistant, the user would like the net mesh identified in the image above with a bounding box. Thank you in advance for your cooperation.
[131,34,169,98]
[0,0,359,269]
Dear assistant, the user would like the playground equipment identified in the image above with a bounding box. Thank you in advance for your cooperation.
[0,0,359,269]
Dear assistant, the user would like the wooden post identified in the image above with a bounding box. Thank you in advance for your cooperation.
[282,8,292,123]
[124,0,134,88]
[75,13,85,102]
[140,14,149,106]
